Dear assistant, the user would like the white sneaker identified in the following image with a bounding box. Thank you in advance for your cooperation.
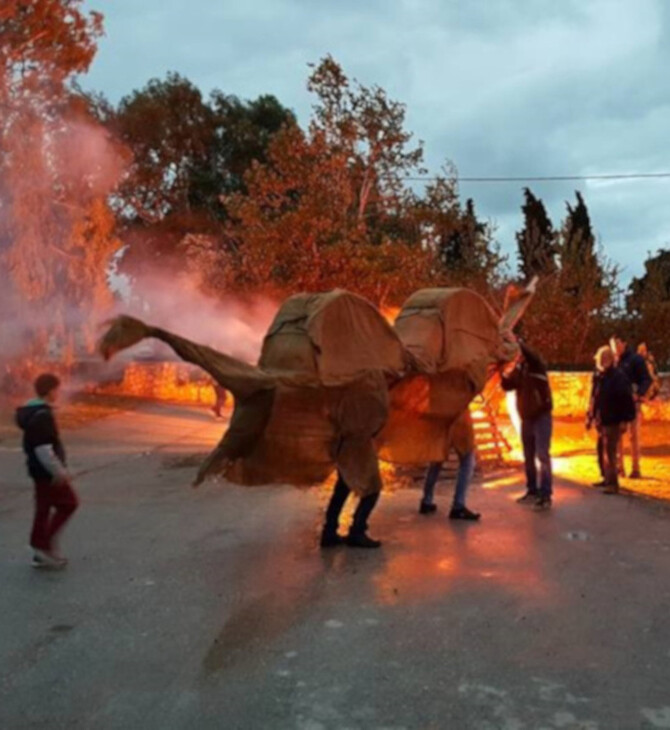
[31,549,67,570]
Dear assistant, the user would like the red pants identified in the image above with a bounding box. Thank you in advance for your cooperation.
[30,479,79,552]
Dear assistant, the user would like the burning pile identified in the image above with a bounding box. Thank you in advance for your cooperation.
[94,361,216,406]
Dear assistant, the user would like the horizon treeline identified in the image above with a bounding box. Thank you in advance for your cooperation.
[2,1,669,367]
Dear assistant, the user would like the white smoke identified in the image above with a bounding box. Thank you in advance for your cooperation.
[117,270,277,364]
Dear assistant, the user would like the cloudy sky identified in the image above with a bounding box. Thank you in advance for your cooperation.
[83,0,670,284]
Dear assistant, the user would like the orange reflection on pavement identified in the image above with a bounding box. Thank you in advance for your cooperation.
[372,502,555,607]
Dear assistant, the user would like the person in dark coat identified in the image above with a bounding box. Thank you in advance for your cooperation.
[610,335,652,478]
[501,340,553,510]
[590,346,636,493]
[419,410,480,520]
[637,342,660,401]
[15,373,79,569]
[586,367,606,486]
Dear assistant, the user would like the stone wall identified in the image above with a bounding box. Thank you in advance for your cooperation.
[493,372,670,422]
[97,361,216,405]
[97,362,670,421]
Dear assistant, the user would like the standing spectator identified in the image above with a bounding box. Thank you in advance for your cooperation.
[211,382,228,419]
[501,341,554,510]
[586,363,606,487]
[15,374,79,569]
[590,346,636,494]
[637,342,660,401]
[610,335,652,478]
[419,410,481,520]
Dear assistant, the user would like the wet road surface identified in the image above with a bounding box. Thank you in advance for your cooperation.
[2,403,670,729]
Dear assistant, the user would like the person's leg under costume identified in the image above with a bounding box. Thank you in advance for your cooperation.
[449,450,480,520]
[419,461,442,513]
[453,450,476,509]
[322,474,350,544]
[350,491,380,539]
[321,472,381,548]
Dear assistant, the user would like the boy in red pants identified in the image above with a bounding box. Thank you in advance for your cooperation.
[15,373,79,569]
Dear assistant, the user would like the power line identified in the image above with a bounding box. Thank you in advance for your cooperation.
[401,172,670,183]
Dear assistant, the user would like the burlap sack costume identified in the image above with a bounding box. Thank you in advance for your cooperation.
[100,290,410,496]
[99,283,533,495]
[378,287,524,463]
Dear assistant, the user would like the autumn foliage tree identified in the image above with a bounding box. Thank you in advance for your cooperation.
[215,57,504,306]
[627,249,670,365]
[0,1,124,361]
[109,73,294,277]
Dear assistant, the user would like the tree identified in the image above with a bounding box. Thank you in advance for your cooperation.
[560,192,603,293]
[113,73,218,222]
[627,249,670,365]
[0,0,102,115]
[113,78,294,223]
[434,197,504,291]
[113,75,294,277]
[0,2,123,362]
[210,91,295,198]
[306,55,425,229]
[517,191,618,364]
[516,187,557,281]
[218,57,437,305]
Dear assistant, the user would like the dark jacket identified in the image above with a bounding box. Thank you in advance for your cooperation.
[592,366,636,427]
[15,400,66,481]
[619,346,652,397]
[501,342,553,420]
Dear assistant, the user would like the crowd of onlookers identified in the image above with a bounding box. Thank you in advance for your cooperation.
[586,337,659,492]
[413,334,661,530]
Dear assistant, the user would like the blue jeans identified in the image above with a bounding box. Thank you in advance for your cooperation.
[521,410,553,498]
[422,451,476,509]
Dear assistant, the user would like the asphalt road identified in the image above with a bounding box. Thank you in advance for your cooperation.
[1,402,670,730]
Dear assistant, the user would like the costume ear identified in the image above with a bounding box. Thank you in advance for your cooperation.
[499,276,537,334]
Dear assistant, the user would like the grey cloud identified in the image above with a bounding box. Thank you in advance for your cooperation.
[83,0,670,283]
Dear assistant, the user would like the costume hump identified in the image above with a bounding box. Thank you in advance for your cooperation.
[99,290,410,496]
[99,283,534,495]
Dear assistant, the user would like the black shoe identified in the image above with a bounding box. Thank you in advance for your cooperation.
[592,480,607,487]
[629,470,642,479]
[346,533,382,549]
[449,505,481,521]
[603,484,620,495]
[419,502,437,515]
[320,530,345,548]
[517,492,539,504]
[533,496,552,511]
